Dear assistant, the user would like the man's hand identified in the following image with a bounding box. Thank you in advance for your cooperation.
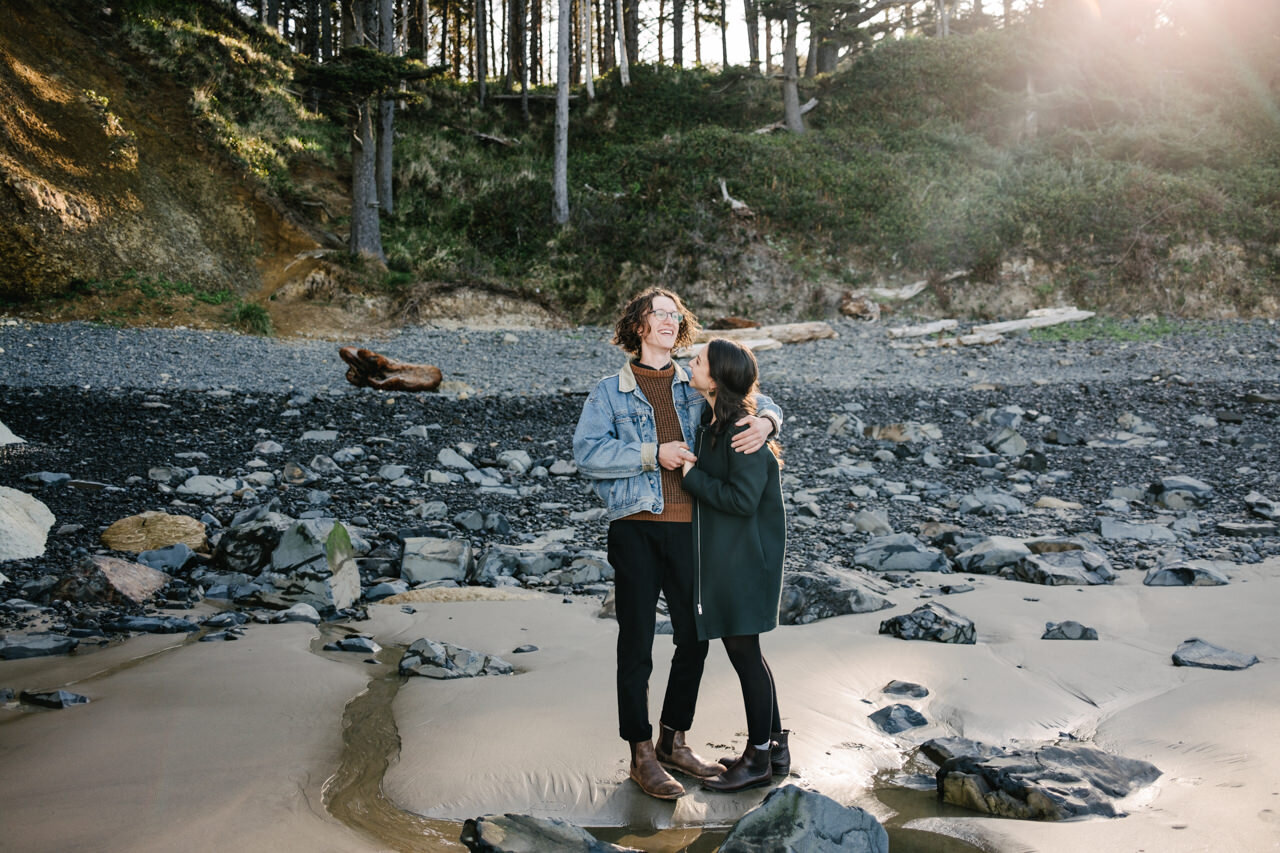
[731,415,774,454]
[659,441,696,470]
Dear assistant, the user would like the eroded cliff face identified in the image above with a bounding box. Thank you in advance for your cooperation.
[0,0,318,305]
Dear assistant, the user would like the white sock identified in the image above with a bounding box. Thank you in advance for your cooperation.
[753,740,771,751]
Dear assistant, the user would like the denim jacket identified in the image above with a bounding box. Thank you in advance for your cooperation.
[573,360,782,522]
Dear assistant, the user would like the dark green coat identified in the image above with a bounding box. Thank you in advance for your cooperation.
[682,421,786,642]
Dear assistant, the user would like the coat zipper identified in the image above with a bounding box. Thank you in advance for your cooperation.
[694,427,703,616]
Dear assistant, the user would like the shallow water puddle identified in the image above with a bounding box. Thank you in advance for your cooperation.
[319,636,985,852]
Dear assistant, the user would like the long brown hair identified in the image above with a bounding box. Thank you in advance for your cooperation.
[612,288,700,356]
[704,338,781,464]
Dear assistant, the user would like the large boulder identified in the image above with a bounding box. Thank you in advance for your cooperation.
[402,537,474,584]
[853,533,950,573]
[1143,560,1230,587]
[779,568,894,625]
[400,638,513,679]
[257,520,360,613]
[1007,550,1115,586]
[469,544,571,585]
[0,632,79,660]
[55,554,169,605]
[0,486,55,561]
[0,418,23,445]
[461,814,637,852]
[100,511,206,553]
[1172,637,1258,670]
[212,514,293,574]
[1146,476,1214,509]
[936,742,1161,820]
[719,785,888,853]
[879,602,976,644]
[953,536,1030,574]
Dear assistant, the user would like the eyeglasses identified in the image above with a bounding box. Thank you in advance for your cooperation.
[646,310,683,323]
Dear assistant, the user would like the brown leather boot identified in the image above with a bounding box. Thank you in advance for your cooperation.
[656,725,724,779]
[718,729,792,776]
[629,740,684,800]
[703,743,774,793]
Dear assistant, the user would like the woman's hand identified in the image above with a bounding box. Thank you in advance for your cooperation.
[730,415,773,454]
[659,441,696,470]
[681,457,695,475]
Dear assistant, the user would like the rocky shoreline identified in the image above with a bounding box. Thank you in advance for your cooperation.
[2,317,1279,852]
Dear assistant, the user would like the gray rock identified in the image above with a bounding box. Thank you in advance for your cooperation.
[21,689,90,709]
[1172,637,1258,670]
[1042,620,1098,640]
[332,636,381,654]
[549,459,578,476]
[958,488,1025,516]
[0,631,79,660]
[779,568,894,625]
[1008,550,1115,586]
[1143,560,1230,586]
[882,680,929,698]
[366,580,409,601]
[869,703,928,734]
[258,520,361,613]
[497,450,533,475]
[985,426,1027,457]
[461,813,637,852]
[136,543,197,572]
[213,516,292,574]
[1098,518,1177,543]
[719,785,888,853]
[1216,521,1278,537]
[55,554,170,605]
[105,616,199,634]
[0,418,24,445]
[1245,491,1278,520]
[253,440,284,454]
[953,536,1030,574]
[879,602,975,644]
[402,537,473,584]
[1146,476,1214,509]
[274,602,322,624]
[21,471,71,487]
[400,638,514,679]
[301,429,338,441]
[853,533,949,573]
[471,545,572,584]
[177,474,246,497]
[0,486,55,561]
[408,500,449,520]
[919,737,1006,767]
[309,454,342,474]
[936,742,1161,820]
[0,484,55,558]
[438,448,476,470]
[852,509,892,535]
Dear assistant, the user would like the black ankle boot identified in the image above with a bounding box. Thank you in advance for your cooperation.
[703,743,773,793]
[770,729,791,776]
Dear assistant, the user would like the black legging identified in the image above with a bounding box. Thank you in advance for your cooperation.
[721,634,782,746]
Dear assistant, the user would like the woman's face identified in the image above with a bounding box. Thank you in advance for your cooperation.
[688,347,715,395]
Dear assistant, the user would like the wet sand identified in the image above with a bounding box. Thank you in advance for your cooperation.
[4,558,1275,852]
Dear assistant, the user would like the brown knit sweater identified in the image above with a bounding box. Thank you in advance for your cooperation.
[625,361,692,523]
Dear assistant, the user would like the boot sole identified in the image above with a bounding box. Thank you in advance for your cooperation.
[630,773,684,800]
[702,775,774,793]
[657,759,722,779]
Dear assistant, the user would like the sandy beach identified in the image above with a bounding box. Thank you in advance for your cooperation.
[3,556,1276,852]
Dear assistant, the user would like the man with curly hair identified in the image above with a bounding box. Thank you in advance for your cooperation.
[573,288,782,799]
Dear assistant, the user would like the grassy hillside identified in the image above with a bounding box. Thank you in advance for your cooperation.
[4,0,1279,328]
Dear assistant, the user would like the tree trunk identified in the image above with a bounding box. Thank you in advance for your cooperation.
[720,0,727,69]
[782,0,803,133]
[764,16,772,75]
[476,0,489,104]
[743,0,758,72]
[377,0,395,216]
[623,0,638,67]
[507,0,525,92]
[935,0,950,36]
[614,0,630,84]
[529,0,541,85]
[673,0,684,66]
[580,0,595,98]
[553,0,570,224]
[693,0,701,66]
[345,0,385,262]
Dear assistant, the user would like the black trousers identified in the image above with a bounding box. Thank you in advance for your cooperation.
[608,519,709,743]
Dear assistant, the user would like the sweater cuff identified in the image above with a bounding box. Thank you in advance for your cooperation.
[641,442,658,472]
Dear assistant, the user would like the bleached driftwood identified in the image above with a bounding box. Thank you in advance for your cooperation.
[972,307,1094,335]
[754,98,818,134]
[718,179,754,218]
[889,331,1005,349]
[694,321,836,345]
[886,319,959,339]
[679,338,784,358]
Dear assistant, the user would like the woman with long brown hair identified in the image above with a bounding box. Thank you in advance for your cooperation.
[681,338,789,792]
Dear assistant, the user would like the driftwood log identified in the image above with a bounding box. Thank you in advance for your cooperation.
[693,321,836,345]
[339,347,443,392]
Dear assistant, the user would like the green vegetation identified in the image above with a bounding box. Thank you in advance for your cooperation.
[1027,316,1195,342]
[66,271,235,318]
[109,2,1280,323]
[229,300,273,335]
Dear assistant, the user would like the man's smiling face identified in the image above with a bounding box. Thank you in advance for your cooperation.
[640,294,681,360]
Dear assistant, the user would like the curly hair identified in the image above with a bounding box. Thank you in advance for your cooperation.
[612,288,701,356]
